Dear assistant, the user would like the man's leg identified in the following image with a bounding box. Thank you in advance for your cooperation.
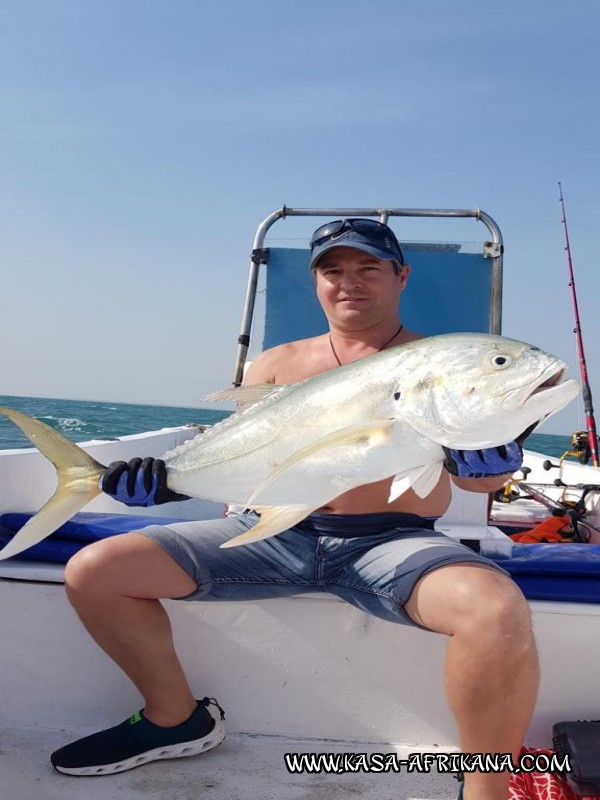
[64,532,198,726]
[63,510,283,726]
[404,564,539,800]
[53,513,320,775]
[50,530,226,775]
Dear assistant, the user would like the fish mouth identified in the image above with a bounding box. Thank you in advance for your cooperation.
[516,361,579,423]
[525,364,567,400]
[502,360,571,411]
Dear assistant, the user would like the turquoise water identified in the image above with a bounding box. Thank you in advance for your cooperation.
[0,395,231,450]
[0,394,573,458]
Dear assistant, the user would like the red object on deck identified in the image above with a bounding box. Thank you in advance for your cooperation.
[509,747,582,800]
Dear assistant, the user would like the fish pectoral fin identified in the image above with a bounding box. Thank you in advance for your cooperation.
[388,462,444,502]
[0,405,106,561]
[220,505,314,548]
[246,420,394,507]
[202,384,284,410]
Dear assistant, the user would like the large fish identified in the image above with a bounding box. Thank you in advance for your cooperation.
[0,333,578,560]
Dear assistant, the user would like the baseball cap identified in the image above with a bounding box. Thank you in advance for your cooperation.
[309,218,405,269]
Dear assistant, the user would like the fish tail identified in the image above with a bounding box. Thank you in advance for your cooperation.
[0,406,106,561]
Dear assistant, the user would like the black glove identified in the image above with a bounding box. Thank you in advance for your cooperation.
[443,442,524,478]
[443,423,537,479]
[101,457,190,506]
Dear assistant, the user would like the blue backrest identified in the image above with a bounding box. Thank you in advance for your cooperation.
[262,244,496,350]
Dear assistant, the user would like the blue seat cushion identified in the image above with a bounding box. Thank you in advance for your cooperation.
[0,512,189,563]
[3,514,600,605]
[488,543,600,603]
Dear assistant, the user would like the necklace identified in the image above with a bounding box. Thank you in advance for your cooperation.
[329,323,404,367]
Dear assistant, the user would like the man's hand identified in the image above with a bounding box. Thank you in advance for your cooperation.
[442,441,524,479]
[101,457,190,506]
[443,423,538,480]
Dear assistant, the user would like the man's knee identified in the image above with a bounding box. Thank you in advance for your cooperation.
[456,570,533,645]
[64,532,147,600]
[408,564,533,643]
[65,531,198,605]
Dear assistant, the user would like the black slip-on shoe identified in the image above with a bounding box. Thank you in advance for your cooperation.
[51,697,225,776]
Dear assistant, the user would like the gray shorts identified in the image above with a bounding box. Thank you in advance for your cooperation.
[141,510,507,628]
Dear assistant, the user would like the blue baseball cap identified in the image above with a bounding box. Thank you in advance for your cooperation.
[309,218,405,270]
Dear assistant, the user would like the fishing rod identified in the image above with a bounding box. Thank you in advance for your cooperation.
[558,182,599,466]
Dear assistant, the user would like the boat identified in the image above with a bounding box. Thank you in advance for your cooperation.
[2,206,600,799]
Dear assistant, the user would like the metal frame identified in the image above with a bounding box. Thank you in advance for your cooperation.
[233,206,504,386]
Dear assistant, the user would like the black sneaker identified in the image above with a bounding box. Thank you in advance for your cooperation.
[51,697,225,776]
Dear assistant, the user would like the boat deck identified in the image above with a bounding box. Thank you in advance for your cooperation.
[3,725,457,800]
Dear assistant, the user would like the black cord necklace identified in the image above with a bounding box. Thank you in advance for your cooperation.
[329,323,404,367]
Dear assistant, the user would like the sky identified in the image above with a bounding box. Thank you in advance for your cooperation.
[1,0,598,435]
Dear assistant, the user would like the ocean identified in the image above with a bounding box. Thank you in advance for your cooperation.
[0,394,573,458]
[0,395,231,450]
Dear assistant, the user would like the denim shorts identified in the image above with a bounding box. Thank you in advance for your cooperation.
[141,511,507,628]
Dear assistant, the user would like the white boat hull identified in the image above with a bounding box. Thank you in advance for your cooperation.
[2,426,600,799]
[3,571,600,749]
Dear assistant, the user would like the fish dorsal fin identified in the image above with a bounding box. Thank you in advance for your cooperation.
[202,384,284,409]
[388,461,444,502]
[246,420,394,507]
[220,504,315,548]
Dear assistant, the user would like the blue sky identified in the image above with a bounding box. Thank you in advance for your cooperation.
[1,0,598,434]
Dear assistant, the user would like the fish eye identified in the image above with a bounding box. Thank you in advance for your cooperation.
[490,353,512,369]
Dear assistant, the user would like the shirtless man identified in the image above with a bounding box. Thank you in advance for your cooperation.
[51,219,538,800]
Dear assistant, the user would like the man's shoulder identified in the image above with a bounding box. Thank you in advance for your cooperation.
[244,335,327,384]
[271,334,325,354]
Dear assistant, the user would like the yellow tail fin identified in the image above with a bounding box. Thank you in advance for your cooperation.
[0,406,106,560]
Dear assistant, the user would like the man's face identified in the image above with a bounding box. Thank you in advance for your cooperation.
[314,246,409,329]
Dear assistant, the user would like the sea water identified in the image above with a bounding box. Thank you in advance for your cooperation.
[0,394,573,458]
[0,395,230,450]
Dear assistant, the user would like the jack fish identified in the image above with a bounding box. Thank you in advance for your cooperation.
[0,333,579,559]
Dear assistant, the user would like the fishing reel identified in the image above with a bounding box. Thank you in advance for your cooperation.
[571,430,593,464]
[543,431,593,470]
[494,467,534,504]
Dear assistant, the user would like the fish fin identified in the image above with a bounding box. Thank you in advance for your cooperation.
[387,470,415,501]
[0,406,106,561]
[202,384,283,409]
[0,488,102,561]
[388,462,444,502]
[246,419,394,507]
[220,504,314,548]
[410,461,444,498]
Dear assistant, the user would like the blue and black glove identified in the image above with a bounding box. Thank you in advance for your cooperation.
[443,424,537,479]
[101,457,190,506]
[442,441,524,479]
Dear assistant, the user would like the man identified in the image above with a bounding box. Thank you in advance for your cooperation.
[51,219,538,800]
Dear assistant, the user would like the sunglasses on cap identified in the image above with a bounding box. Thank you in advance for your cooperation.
[309,218,405,265]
